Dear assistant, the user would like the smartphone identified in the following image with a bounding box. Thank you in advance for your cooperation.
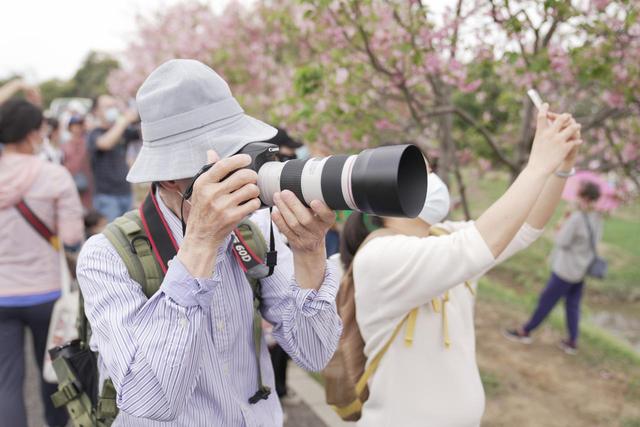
[527,89,544,110]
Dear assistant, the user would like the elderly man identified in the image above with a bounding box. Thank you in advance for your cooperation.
[76,60,342,426]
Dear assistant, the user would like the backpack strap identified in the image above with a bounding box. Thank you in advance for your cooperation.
[79,210,164,426]
[334,308,419,419]
[103,210,164,297]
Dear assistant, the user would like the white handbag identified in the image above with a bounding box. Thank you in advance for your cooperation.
[43,249,79,383]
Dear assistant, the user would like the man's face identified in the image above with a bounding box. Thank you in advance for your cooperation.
[69,123,84,137]
[159,179,194,222]
[97,95,118,124]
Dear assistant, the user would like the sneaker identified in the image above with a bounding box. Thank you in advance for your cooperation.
[503,328,533,344]
[557,339,578,355]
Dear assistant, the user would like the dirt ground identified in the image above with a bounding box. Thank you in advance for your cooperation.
[476,297,640,427]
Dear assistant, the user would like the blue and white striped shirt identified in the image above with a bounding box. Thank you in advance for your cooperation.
[76,195,342,426]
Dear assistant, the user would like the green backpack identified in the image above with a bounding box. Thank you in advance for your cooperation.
[50,210,271,427]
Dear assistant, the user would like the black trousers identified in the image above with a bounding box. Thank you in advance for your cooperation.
[0,301,69,427]
[269,344,290,398]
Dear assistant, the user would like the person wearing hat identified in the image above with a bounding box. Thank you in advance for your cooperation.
[269,127,303,162]
[76,59,342,426]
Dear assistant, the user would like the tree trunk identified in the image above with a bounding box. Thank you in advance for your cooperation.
[514,97,536,181]
[436,87,471,220]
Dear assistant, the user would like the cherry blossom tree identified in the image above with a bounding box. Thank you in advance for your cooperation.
[109,0,639,214]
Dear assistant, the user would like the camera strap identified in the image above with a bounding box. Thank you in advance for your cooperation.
[139,185,180,273]
[139,185,274,403]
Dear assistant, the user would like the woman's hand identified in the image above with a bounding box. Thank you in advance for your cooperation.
[528,103,582,176]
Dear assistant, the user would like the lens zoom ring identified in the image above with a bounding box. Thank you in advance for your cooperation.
[321,155,350,211]
[280,159,309,207]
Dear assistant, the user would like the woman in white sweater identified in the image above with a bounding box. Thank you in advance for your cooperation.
[342,105,582,427]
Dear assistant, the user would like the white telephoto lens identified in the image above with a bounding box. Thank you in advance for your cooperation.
[300,157,328,206]
[257,161,285,206]
[341,155,358,210]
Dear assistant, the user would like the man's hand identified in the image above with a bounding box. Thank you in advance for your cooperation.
[272,190,335,253]
[123,107,139,125]
[178,150,261,277]
[272,190,335,290]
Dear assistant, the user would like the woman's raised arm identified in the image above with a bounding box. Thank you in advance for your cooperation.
[475,104,581,258]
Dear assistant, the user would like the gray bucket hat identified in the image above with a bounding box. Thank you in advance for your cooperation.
[127,59,277,183]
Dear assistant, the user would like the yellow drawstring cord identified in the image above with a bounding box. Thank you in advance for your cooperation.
[442,291,451,348]
[464,281,475,296]
[404,308,418,346]
[431,298,441,313]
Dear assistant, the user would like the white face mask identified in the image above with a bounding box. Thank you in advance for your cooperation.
[418,173,450,226]
[104,107,120,124]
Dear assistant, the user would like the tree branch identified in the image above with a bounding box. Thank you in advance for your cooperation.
[605,125,640,192]
[452,106,519,171]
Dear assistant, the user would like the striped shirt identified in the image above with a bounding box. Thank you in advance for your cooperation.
[76,194,342,426]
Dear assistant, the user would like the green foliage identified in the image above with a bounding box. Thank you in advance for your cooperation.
[72,52,119,99]
[39,79,74,106]
[294,65,324,97]
[38,51,119,107]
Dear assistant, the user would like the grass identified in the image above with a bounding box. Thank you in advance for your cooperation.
[478,277,640,369]
[479,370,501,397]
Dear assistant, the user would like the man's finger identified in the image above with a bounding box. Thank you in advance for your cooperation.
[309,200,335,225]
[204,154,252,183]
[220,169,258,194]
[228,183,260,206]
[206,149,220,164]
[271,209,295,239]
[280,190,316,229]
[273,192,305,236]
[228,198,261,222]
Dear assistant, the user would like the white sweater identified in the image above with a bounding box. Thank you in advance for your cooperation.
[353,221,543,427]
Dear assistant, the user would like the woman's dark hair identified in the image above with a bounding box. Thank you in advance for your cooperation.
[0,99,43,144]
[339,212,384,269]
[47,117,59,132]
[578,181,601,202]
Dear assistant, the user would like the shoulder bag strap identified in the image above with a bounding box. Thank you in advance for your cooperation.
[580,211,598,258]
[15,199,60,250]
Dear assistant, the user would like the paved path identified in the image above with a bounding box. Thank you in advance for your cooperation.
[23,334,341,427]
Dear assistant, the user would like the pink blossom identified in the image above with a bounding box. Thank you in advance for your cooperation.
[335,68,349,85]
[592,0,610,12]
[460,79,482,93]
[603,90,625,108]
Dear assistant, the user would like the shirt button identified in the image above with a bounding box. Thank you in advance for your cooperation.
[222,363,229,375]
[217,320,225,331]
[180,317,188,328]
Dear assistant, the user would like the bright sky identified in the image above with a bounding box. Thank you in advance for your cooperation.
[0,0,239,83]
